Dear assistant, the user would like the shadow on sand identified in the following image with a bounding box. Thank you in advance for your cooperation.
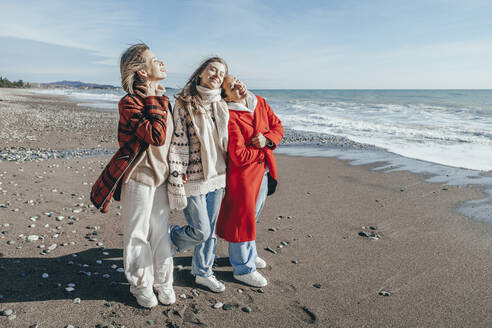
[0,248,235,307]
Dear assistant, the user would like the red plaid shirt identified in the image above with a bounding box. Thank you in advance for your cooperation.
[90,88,170,213]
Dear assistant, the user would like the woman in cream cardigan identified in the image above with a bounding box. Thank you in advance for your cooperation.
[167,57,229,293]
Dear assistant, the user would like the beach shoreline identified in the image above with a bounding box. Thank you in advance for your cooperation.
[1,87,491,327]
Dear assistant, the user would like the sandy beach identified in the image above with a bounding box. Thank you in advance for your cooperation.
[0,88,491,327]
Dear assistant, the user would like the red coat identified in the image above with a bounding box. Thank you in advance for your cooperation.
[216,95,283,242]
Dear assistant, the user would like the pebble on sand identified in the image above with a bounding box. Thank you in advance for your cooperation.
[358,230,381,240]
[213,302,223,309]
[242,306,252,313]
[223,304,235,310]
[1,309,13,316]
[27,235,39,242]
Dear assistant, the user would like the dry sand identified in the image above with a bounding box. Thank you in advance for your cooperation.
[0,88,491,327]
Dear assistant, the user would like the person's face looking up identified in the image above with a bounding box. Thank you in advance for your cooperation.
[222,76,248,103]
[199,62,226,89]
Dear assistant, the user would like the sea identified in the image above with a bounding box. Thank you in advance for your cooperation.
[32,88,492,223]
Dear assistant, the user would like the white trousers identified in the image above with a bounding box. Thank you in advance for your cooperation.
[121,180,173,294]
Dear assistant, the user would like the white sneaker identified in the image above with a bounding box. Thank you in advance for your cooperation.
[155,286,176,305]
[255,257,267,269]
[233,271,267,287]
[133,289,158,308]
[195,274,225,293]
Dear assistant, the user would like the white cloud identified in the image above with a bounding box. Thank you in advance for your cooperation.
[1,1,491,88]
[0,1,140,61]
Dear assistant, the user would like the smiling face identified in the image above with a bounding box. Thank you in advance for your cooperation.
[222,75,248,103]
[198,61,226,90]
[140,50,167,81]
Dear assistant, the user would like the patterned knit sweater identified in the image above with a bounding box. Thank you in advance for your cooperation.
[167,86,229,209]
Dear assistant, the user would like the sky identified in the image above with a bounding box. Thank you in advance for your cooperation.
[1,0,491,89]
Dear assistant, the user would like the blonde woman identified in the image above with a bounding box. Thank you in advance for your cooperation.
[167,57,229,292]
[92,43,175,308]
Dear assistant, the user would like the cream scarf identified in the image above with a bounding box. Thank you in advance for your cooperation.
[189,85,229,180]
[227,91,258,115]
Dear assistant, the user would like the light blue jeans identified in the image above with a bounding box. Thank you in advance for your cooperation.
[170,188,224,277]
[229,172,269,275]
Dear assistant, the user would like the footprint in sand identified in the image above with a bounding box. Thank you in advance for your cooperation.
[289,302,317,324]
[271,279,297,294]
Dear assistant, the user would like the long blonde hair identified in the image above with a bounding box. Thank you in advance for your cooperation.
[120,43,149,94]
[176,56,228,109]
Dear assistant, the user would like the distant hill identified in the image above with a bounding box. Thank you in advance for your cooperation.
[43,80,179,90]
[46,80,119,89]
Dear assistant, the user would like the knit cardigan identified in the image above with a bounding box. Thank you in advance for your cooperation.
[167,86,229,210]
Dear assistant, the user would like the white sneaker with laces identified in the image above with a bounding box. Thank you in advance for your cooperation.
[155,286,176,305]
[133,288,158,308]
[195,274,225,293]
[233,271,267,287]
[255,256,267,269]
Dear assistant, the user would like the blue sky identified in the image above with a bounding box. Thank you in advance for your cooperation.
[1,0,491,89]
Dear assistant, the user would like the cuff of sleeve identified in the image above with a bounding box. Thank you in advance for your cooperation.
[169,195,188,210]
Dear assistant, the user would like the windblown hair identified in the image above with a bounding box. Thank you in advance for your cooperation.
[176,56,228,110]
[220,78,229,99]
[120,43,149,94]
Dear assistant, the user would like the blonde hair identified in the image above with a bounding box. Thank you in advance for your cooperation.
[120,43,149,94]
[176,56,228,110]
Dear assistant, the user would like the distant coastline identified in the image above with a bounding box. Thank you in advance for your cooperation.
[1,78,179,91]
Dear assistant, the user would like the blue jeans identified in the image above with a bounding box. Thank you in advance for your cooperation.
[171,188,224,277]
[229,172,268,275]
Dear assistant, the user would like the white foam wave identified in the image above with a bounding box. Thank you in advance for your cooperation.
[272,98,492,171]
[31,88,123,102]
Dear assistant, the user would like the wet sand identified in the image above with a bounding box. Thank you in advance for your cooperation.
[0,88,491,327]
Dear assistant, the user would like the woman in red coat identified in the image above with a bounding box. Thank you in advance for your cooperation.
[217,75,283,287]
